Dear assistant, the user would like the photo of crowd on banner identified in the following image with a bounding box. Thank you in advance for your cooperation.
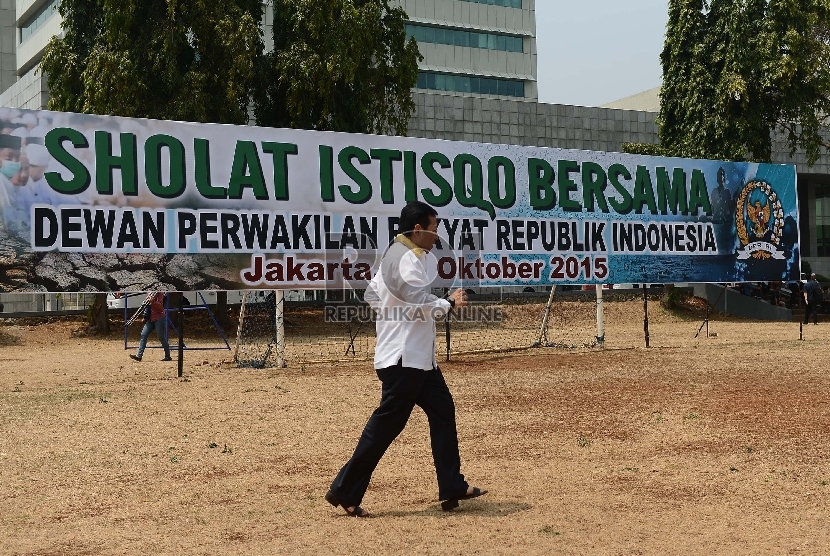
[0,108,56,238]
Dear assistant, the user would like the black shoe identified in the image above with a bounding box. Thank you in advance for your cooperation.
[161,356,173,361]
[325,490,369,517]
[129,354,142,362]
[441,486,488,511]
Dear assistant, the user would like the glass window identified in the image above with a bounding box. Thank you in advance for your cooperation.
[20,0,60,43]
[404,23,524,53]
[415,72,525,98]
[815,183,830,256]
[457,0,522,7]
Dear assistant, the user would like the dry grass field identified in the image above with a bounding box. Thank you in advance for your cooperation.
[1,301,829,555]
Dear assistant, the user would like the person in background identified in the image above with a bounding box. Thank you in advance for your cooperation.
[130,293,172,362]
[803,273,822,325]
[22,144,55,209]
[0,134,28,235]
[785,279,802,308]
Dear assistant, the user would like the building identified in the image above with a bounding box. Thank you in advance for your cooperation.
[0,0,55,109]
[0,0,828,278]
[393,0,537,100]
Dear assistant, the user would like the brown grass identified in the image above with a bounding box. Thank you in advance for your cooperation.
[1,302,829,555]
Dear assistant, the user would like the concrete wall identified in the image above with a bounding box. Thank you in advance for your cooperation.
[693,284,792,322]
[0,0,15,93]
[408,91,659,151]
[0,63,47,109]
[0,292,45,313]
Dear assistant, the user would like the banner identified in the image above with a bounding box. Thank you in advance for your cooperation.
[0,108,800,293]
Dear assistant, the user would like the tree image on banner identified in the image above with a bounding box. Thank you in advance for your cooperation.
[252,0,422,135]
[660,0,830,165]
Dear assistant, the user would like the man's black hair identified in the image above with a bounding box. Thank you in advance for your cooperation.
[399,201,438,237]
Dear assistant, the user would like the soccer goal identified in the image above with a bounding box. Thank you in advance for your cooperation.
[533,285,605,349]
[234,290,286,368]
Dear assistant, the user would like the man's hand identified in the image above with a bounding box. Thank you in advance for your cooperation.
[450,288,469,308]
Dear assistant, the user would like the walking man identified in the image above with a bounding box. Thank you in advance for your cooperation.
[130,292,172,361]
[326,201,487,517]
[804,273,822,325]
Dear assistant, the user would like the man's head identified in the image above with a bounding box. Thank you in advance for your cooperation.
[811,272,817,279]
[25,144,50,182]
[400,201,439,250]
[11,152,28,186]
[0,134,23,181]
[21,113,37,130]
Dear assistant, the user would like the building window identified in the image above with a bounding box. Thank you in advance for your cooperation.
[405,23,523,53]
[816,183,830,257]
[416,71,525,97]
[20,0,60,43]
[458,0,523,8]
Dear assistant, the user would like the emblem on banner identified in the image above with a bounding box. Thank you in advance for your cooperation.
[735,180,785,260]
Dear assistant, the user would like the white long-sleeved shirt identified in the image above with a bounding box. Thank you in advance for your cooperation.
[365,237,452,370]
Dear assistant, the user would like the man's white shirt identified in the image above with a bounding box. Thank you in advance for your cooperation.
[365,241,452,371]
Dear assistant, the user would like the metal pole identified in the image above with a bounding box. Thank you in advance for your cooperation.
[800,284,804,341]
[595,284,605,346]
[275,290,285,368]
[177,294,184,378]
[233,293,248,363]
[535,285,557,346]
[643,284,650,348]
[445,313,451,362]
[706,304,710,338]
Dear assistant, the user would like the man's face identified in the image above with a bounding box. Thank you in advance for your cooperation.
[0,147,18,161]
[411,215,439,251]
[28,163,45,182]
[0,148,22,182]
[12,156,29,186]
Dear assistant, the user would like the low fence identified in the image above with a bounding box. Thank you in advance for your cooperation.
[3,288,817,368]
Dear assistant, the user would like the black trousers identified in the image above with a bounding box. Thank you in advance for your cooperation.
[329,363,469,507]
[805,302,818,324]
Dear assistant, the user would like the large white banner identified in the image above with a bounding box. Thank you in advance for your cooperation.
[0,108,800,292]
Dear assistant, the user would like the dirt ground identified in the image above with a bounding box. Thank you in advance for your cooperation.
[1,302,829,555]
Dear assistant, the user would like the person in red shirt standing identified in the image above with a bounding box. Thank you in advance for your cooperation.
[130,292,172,362]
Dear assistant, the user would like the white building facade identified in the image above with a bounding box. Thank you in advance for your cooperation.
[392,0,537,100]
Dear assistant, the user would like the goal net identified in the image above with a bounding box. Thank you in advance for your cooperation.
[234,291,285,368]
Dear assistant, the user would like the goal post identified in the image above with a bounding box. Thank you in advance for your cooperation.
[234,290,286,368]
[534,284,605,349]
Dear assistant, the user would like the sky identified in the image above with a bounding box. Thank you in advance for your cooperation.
[535,1,670,107]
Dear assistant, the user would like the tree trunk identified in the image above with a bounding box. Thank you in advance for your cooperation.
[216,291,229,327]
[94,293,110,335]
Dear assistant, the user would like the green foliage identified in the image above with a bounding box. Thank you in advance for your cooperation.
[660,0,830,165]
[661,284,683,310]
[802,259,812,277]
[253,0,422,135]
[41,0,264,124]
[621,142,667,157]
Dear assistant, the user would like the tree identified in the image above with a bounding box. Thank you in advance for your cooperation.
[253,0,422,135]
[40,0,264,333]
[40,0,263,125]
[659,0,830,165]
